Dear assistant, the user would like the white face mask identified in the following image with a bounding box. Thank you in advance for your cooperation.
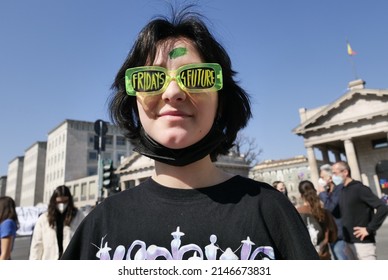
[57,203,68,214]
[332,175,344,186]
[318,178,327,188]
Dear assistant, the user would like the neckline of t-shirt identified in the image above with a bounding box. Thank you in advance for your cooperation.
[142,175,241,202]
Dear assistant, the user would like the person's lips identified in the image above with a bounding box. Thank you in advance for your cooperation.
[158,110,191,118]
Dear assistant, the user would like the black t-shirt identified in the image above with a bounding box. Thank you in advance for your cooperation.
[56,212,65,259]
[62,176,319,260]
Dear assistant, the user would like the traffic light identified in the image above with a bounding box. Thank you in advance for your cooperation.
[94,135,106,152]
[94,119,107,152]
[102,159,121,195]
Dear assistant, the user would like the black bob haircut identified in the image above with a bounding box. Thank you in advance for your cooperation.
[108,6,252,159]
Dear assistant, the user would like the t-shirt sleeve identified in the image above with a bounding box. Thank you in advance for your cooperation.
[0,219,17,238]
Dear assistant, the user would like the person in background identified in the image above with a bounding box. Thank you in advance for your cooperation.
[272,181,288,197]
[333,161,388,260]
[297,180,337,260]
[0,196,19,260]
[61,5,318,260]
[29,185,85,259]
[317,163,354,260]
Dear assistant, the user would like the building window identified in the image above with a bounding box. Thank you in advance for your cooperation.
[89,181,96,199]
[103,153,113,164]
[105,135,113,145]
[73,184,79,202]
[89,151,97,161]
[81,183,87,200]
[116,136,126,146]
[117,153,125,163]
[87,167,97,176]
[372,138,388,149]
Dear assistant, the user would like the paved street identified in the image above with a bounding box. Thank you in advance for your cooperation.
[12,235,32,260]
[11,219,388,260]
[376,219,388,260]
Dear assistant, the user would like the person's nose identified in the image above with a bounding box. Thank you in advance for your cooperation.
[161,80,186,103]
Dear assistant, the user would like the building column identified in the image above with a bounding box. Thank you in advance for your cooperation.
[319,146,330,164]
[306,145,319,186]
[343,138,361,180]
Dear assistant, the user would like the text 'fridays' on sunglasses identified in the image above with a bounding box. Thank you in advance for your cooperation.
[125,63,223,96]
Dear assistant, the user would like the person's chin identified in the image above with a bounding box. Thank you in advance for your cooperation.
[157,136,196,149]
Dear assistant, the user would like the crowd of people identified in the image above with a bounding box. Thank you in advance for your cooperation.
[271,160,388,260]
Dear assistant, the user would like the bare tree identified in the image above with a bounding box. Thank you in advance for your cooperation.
[231,132,262,166]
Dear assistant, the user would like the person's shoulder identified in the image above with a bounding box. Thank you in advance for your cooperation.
[0,219,17,235]
[93,180,150,210]
[1,218,17,227]
[36,211,49,221]
[229,175,274,189]
[296,205,311,214]
[349,180,364,187]
[349,180,373,192]
[226,176,281,198]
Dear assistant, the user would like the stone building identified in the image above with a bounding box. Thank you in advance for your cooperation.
[19,142,47,206]
[249,155,320,200]
[44,119,132,203]
[293,79,388,197]
[3,119,132,206]
[116,152,251,190]
[6,156,24,205]
[0,176,7,197]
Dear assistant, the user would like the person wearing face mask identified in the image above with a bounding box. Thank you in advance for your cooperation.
[333,161,388,260]
[61,5,319,260]
[317,164,355,260]
[29,185,85,259]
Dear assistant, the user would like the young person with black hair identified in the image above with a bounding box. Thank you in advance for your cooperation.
[62,6,318,260]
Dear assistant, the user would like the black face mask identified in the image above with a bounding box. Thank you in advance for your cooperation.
[133,125,226,166]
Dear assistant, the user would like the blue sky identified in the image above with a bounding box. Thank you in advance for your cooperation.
[1,0,388,175]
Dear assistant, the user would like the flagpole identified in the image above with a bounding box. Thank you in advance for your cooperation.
[346,39,358,80]
[348,55,359,80]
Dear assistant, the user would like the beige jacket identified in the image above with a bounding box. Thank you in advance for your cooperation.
[29,210,85,260]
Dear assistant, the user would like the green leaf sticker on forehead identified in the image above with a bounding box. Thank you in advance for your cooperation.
[168,47,187,59]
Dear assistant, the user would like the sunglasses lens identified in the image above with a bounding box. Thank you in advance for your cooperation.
[179,67,216,90]
[130,70,166,93]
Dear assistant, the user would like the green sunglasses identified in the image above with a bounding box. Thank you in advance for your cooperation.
[125,63,223,96]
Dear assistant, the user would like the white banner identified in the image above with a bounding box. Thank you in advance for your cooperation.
[16,205,47,236]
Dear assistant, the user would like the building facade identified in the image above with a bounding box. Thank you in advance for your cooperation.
[249,155,319,200]
[6,156,24,205]
[65,175,98,209]
[0,176,7,197]
[19,142,47,206]
[116,152,251,190]
[44,119,132,203]
[3,119,132,207]
[293,79,388,197]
